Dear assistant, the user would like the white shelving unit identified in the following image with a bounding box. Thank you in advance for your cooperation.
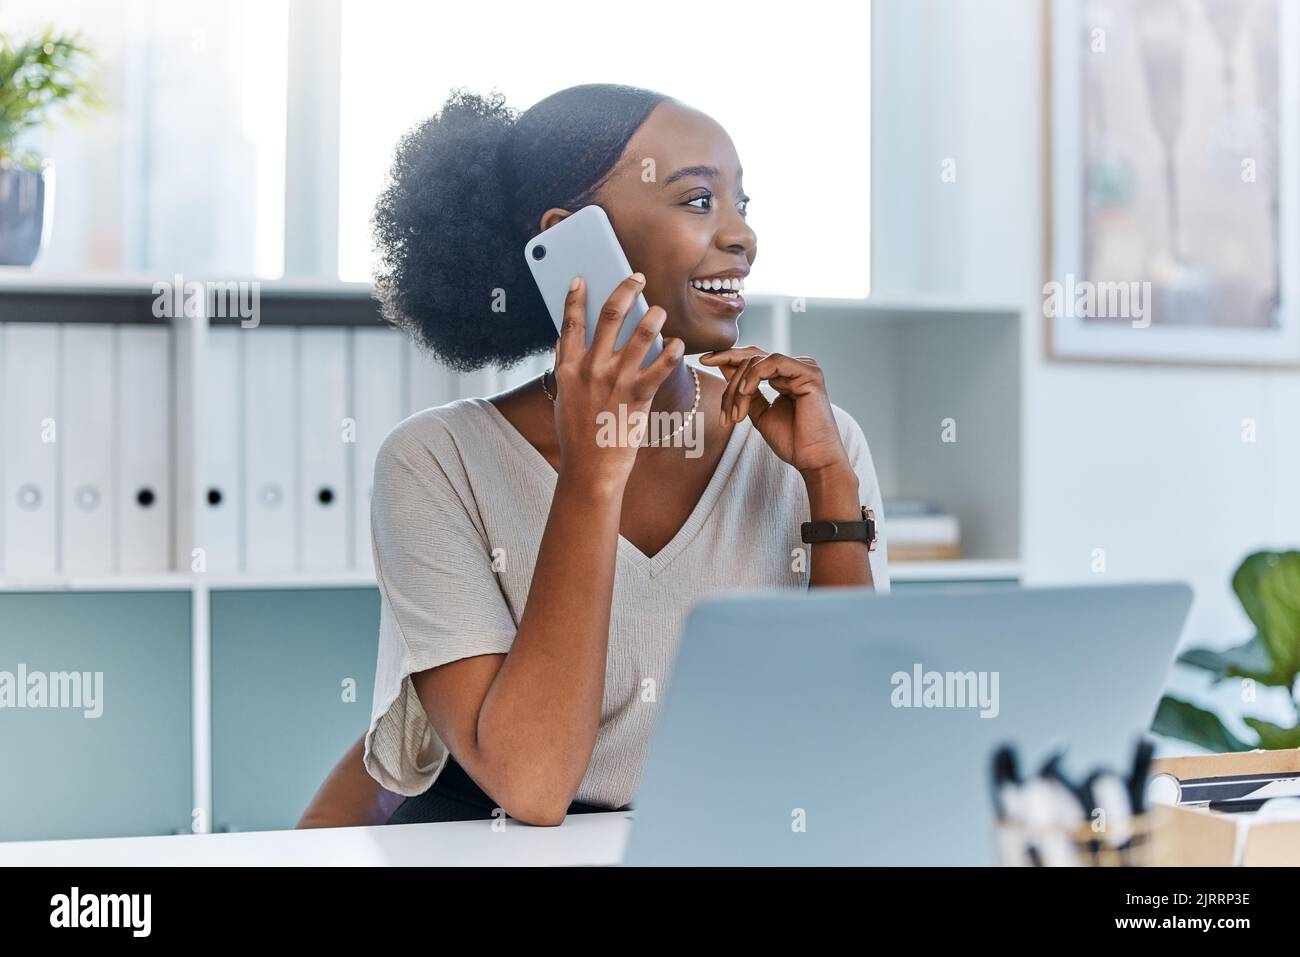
[1,276,1024,586]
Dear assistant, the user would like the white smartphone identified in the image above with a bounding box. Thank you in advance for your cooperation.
[524,204,664,368]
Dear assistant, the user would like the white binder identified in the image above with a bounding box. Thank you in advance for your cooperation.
[2,323,60,576]
[297,328,350,571]
[203,327,243,573]
[404,338,456,415]
[242,327,297,571]
[116,325,172,572]
[350,328,405,574]
[456,365,501,400]
[59,324,115,575]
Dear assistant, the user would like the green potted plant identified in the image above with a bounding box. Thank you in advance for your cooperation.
[0,27,101,266]
[1155,550,1300,753]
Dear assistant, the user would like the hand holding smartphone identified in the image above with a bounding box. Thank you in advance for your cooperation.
[524,205,684,486]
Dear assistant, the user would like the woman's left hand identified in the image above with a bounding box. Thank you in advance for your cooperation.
[698,347,850,476]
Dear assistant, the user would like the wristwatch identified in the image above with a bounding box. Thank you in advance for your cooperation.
[801,505,877,551]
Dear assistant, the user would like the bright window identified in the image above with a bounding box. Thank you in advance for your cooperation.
[2,0,288,277]
[337,0,871,297]
[7,0,869,292]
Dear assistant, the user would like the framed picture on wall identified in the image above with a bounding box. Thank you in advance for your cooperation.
[1046,0,1300,366]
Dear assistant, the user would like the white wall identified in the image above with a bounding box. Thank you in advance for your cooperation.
[872,0,1300,739]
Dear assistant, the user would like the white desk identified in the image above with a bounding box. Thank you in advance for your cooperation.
[0,811,633,866]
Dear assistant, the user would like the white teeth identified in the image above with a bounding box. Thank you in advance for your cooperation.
[691,276,745,293]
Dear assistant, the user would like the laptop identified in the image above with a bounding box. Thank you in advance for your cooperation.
[621,583,1193,866]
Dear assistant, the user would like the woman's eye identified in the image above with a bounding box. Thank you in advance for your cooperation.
[686,193,750,216]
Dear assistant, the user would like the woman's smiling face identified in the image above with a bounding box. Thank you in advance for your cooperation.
[555,99,758,355]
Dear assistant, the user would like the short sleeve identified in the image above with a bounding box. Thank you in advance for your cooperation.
[832,404,891,592]
[362,422,518,796]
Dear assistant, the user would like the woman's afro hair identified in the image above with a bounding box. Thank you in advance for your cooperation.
[372,84,670,372]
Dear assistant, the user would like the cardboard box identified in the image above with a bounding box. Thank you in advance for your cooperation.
[1151,748,1300,866]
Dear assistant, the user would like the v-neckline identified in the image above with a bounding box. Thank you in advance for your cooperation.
[471,396,750,578]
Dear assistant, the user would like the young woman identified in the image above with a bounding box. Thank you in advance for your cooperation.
[298,83,889,829]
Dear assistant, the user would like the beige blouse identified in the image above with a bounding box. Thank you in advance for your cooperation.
[363,395,890,808]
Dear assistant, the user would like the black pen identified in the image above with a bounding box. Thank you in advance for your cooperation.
[1128,738,1155,814]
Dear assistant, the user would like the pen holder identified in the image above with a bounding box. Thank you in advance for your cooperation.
[995,812,1159,867]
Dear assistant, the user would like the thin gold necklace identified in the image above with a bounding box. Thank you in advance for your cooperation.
[540,364,701,447]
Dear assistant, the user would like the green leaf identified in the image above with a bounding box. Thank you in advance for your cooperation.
[1232,551,1300,690]
[1243,717,1300,751]
[1234,551,1280,638]
[0,26,102,158]
[1258,556,1300,686]
[1177,634,1286,686]
[1152,695,1250,753]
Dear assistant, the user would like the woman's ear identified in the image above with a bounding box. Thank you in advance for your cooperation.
[537,207,572,233]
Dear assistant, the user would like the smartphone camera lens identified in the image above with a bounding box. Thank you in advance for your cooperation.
[531,244,546,261]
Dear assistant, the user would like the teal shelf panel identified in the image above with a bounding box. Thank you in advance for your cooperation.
[0,591,192,841]
[211,587,379,832]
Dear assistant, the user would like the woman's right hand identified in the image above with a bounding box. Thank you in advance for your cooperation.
[552,273,684,489]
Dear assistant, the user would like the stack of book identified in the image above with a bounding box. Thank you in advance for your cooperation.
[882,500,960,561]
[1170,771,1300,814]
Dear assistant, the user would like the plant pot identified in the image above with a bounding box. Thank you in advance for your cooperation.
[0,163,55,267]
